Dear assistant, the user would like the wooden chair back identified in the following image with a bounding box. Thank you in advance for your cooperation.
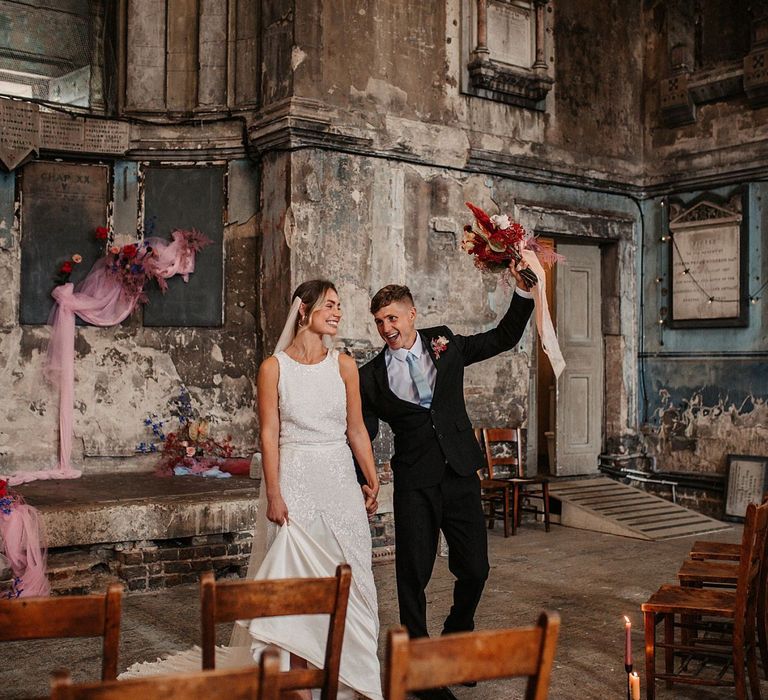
[0,583,123,681]
[384,611,560,700]
[49,645,282,700]
[482,428,523,479]
[200,564,352,700]
[734,501,768,641]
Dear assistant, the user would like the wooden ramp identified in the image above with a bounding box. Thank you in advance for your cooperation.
[548,477,730,541]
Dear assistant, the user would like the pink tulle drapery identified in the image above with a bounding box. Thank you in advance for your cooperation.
[2,230,210,487]
[0,495,49,598]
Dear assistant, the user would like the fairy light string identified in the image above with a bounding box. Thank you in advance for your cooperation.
[655,198,766,325]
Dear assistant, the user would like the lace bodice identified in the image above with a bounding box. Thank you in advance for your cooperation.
[275,350,348,448]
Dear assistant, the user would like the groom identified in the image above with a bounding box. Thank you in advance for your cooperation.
[359,266,534,691]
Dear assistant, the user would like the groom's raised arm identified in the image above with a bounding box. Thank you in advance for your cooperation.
[453,290,534,367]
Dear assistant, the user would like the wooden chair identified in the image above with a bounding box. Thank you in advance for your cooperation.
[0,583,122,681]
[642,501,768,699]
[49,646,282,699]
[481,428,551,536]
[200,564,351,700]
[679,541,768,679]
[384,611,560,699]
[475,429,514,537]
[689,541,741,561]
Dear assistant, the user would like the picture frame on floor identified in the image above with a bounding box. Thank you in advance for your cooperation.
[724,454,768,521]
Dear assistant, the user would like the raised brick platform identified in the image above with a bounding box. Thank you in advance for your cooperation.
[1,472,394,595]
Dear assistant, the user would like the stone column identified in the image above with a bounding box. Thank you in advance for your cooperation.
[533,0,548,70]
[473,0,490,58]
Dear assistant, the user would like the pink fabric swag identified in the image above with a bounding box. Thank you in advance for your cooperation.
[3,230,208,487]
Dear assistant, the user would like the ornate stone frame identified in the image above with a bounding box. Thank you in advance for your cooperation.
[461,0,554,109]
[666,190,749,329]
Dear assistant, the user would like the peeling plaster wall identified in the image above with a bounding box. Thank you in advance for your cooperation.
[293,0,645,183]
[0,161,259,477]
[285,150,640,445]
[287,149,533,428]
[640,184,768,474]
[643,0,768,185]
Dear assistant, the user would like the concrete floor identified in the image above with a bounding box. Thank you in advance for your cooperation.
[1,522,758,700]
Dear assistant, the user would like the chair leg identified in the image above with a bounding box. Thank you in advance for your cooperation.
[503,487,510,538]
[733,638,748,700]
[758,580,768,680]
[542,482,551,533]
[512,484,519,536]
[644,611,656,700]
[487,501,495,530]
[663,614,674,689]
[746,627,761,700]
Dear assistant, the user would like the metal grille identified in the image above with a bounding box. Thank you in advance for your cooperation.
[0,0,95,107]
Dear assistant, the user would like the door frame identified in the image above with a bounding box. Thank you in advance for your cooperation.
[515,204,637,476]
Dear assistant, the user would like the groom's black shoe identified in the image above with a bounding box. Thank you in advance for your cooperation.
[414,687,459,700]
[460,681,478,687]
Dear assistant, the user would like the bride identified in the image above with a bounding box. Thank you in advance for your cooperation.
[249,279,382,699]
[124,280,383,700]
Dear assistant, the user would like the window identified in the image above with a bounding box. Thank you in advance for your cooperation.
[0,1,115,111]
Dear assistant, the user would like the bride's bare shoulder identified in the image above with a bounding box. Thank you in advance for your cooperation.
[258,355,280,380]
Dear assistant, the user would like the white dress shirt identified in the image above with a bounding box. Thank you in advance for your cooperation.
[386,334,437,405]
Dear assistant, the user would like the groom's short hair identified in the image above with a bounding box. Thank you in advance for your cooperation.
[370,285,414,314]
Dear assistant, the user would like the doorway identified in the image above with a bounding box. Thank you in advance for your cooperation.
[537,242,605,476]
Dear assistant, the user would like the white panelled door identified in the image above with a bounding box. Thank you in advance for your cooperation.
[554,244,603,475]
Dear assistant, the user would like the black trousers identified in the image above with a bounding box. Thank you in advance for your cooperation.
[393,468,490,638]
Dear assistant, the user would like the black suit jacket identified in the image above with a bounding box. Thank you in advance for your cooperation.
[359,293,534,491]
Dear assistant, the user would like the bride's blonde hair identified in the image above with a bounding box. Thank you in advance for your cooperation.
[292,279,337,332]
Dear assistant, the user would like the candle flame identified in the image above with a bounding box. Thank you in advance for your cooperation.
[624,616,630,624]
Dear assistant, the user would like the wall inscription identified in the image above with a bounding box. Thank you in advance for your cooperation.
[667,192,748,328]
[487,2,533,68]
[0,100,39,170]
[725,455,768,521]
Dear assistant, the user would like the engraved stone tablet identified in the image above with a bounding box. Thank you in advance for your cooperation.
[83,119,130,154]
[725,456,768,520]
[0,99,39,170]
[671,225,740,320]
[39,112,86,151]
[487,1,533,68]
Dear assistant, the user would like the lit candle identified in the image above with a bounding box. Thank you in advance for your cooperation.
[624,616,632,667]
[629,671,640,700]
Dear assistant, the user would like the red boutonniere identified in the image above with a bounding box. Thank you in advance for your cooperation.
[0,479,7,498]
[431,335,449,359]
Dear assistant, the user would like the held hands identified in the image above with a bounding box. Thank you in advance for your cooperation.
[362,482,380,517]
[266,493,289,525]
[508,257,537,291]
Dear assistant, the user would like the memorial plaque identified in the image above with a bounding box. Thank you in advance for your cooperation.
[39,112,86,152]
[487,1,533,68]
[20,161,108,324]
[668,192,748,328]
[83,120,130,154]
[672,225,740,320]
[725,454,768,521]
[0,99,39,170]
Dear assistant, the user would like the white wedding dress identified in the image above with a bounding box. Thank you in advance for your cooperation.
[123,349,383,700]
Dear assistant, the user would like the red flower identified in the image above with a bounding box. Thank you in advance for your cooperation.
[0,480,7,498]
[122,244,138,258]
[60,261,73,274]
[95,226,109,240]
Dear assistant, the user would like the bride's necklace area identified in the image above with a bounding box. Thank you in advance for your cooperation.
[284,335,328,365]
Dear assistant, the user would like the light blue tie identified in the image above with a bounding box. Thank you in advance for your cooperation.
[406,352,433,408]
